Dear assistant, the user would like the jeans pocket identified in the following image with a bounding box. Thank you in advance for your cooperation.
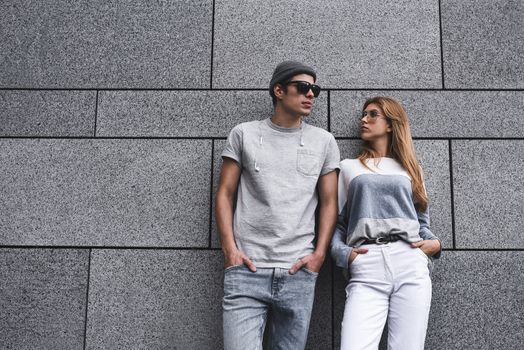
[224,264,244,273]
[302,267,319,277]
[415,248,433,275]
[350,252,363,265]
[415,248,429,261]
[296,149,321,177]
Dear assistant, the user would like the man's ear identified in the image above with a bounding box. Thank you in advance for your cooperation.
[273,83,285,100]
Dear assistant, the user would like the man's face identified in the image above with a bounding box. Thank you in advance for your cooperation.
[275,73,316,117]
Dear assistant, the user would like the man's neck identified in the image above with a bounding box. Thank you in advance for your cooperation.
[271,108,302,129]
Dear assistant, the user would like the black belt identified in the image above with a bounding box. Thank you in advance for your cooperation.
[360,235,402,245]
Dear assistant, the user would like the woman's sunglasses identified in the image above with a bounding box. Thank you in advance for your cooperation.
[286,80,321,97]
[360,110,385,122]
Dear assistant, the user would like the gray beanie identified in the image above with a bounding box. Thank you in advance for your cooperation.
[269,61,316,98]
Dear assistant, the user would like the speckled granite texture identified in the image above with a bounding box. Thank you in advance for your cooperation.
[0,249,89,350]
[441,0,524,88]
[97,90,328,137]
[0,90,96,136]
[331,91,524,138]
[427,251,524,349]
[213,0,441,88]
[0,0,213,88]
[453,140,523,248]
[85,250,224,349]
[0,139,211,246]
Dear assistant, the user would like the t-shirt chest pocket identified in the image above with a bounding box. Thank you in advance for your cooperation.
[296,149,322,177]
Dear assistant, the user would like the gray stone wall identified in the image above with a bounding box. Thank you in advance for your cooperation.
[0,1,522,349]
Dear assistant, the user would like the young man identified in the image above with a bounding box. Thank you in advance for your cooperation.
[216,61,340,350]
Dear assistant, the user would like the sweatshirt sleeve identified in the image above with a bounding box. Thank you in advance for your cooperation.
[331,200,353,269]
[330,164,353,268]
[417,168,442,259]
[417,205,442,259]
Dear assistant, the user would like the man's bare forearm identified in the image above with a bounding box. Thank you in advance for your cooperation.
[216,192,237,254]
[314,199,338,258]
[314,171,339,258]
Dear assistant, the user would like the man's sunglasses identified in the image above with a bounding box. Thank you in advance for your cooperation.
[286,80,321,97]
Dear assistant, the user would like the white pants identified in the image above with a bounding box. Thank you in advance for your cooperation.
[340,241,432,350]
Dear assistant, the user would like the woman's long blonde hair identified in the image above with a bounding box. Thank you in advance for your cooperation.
[358,96,428,212]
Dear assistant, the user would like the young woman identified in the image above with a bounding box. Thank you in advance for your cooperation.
[331,96,442,350]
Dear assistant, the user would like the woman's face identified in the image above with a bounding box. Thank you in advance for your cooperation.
[360,103,391,141]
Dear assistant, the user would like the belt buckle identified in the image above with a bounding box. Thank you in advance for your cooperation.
[375,237,387,245]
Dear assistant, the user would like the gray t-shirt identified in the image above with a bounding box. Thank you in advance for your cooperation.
[222,118,340,268]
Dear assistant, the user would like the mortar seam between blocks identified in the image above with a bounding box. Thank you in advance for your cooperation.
[1,87,523,91]
[1,246,521,251]
[210,0,215,89]
[449,140,456,249]
[0,136,523,140]
[83,248,92,350]
[209,140,215,248]
[93,90,98,137]
[327,90,331,132]
[438,0,445,89]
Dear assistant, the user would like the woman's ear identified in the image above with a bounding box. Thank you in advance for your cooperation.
[386,122,392,133]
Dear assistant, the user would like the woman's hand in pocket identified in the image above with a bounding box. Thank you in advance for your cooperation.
[348,247,369,264]
[411,240,441,257]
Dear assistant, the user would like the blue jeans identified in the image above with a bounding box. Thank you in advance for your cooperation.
[223,265,318,350]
